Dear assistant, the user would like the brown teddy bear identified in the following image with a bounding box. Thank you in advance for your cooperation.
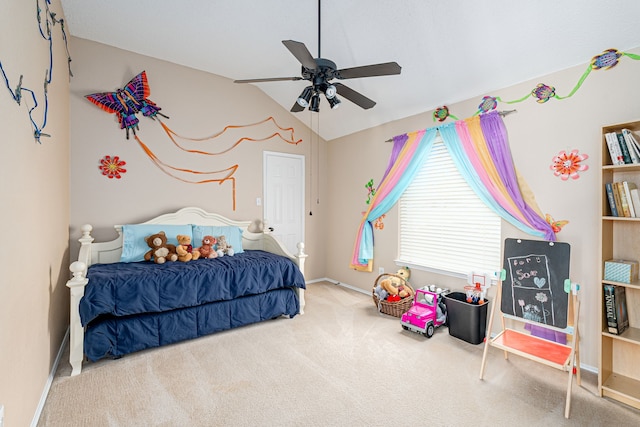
[197,235,218,259]
[144,231,178,264]
[176,234,200,262]
[379,267,413,298]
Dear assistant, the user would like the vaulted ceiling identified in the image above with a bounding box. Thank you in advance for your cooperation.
[60,0,640,140]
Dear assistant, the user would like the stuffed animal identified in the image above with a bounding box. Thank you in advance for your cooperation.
[197,235,218,259]
[144,231,178,264]
[373,284,389,301]
[216,235,234,257]
[176,234,200,262]
[379,267,413,298]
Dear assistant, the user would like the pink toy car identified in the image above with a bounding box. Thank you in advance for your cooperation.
[401,288,448,338]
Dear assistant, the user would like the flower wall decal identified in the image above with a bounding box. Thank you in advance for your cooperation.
[99,155,127,179]
[550,149,588,180]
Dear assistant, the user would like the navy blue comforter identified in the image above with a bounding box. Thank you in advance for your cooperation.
[80,250,306,327]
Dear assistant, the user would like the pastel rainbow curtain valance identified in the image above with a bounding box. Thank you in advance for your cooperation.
[350,128,438,271]
[440,112,555,240]
[350,110,555,272]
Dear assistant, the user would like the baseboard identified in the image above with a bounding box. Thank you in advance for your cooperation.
[307,277,369,296]
[31,327,69,427]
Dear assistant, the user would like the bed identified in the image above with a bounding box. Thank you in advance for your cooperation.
[66,207,307,376]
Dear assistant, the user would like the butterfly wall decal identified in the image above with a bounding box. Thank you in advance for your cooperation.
[85,71,168,139]
[545,213,569,234]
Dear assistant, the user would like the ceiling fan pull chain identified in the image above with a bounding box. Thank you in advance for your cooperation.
[317,0,321,58]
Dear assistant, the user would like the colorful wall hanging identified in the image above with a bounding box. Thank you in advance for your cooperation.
[365,179,376,204]
[550,149,588,180]
[373,214,386,230]
[0,0,72,142]
[545,214,568,234]
[433,105,458,122]
[432,48,640,121]
[99,155,127,179]
[85,71,301,210]
[86,71,168,139]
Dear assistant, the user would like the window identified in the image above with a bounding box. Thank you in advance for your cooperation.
[398,136,501,277]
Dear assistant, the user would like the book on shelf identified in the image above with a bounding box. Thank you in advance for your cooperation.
[622,181,638,217]
[621,131,640,163]
[616,132,633,164]
[605,132,625,165]
[631,187,640,218]
[605,182,619,216]
[622,128,640,160]
[615,181,631,217]
[612,181,624,216]
[603,284,629,335]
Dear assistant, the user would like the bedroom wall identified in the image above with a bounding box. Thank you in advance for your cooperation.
[0,1,70,426]
[325,46,640,370]
[68,37,328,281]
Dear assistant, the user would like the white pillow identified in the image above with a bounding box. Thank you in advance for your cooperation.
[120,224,193,263]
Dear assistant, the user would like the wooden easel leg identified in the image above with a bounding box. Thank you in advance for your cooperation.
[480,283,501,379]
[573,296,581,386]
[575,333,581,386]
[500,314,508,360]
[564,295,581,418]
[565,357,575,418]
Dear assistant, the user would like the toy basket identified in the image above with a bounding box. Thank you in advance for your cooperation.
[372,273,414,317]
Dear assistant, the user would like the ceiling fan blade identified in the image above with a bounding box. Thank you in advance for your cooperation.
[336,62,401,80]
[282,40,317,70]
[290,101,305,113]
[334,83,376,109]
[234,76,303,83]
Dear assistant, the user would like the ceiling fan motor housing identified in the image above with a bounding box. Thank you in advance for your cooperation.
[301,58,338,94]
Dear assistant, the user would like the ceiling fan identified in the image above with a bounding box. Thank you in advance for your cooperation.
[234,0,401,112]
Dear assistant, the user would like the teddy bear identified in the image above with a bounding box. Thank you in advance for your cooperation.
[197,235,218,259]
[175,234,201,262]
[144,231,178,264]
[378,267,413,298]
[215,235,234,257]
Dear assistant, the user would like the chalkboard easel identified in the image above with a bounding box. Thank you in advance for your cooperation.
[501,238,571,328]
[479,238,581,419]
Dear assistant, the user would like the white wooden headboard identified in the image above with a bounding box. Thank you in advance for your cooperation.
[76,207,303,269]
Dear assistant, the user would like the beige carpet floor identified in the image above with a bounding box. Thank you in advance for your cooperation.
[38,282,640,426]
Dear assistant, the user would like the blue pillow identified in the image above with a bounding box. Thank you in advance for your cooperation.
[120,224,193,263]
[192,225,244,254]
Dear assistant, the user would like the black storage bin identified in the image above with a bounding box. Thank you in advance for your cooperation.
[443,292,489,345]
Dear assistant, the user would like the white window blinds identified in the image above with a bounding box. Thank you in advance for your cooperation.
[398,137,501,277]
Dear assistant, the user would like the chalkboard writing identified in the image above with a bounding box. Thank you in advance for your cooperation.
[501,238,571,328]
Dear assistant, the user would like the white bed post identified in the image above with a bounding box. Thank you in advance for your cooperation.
[66,262,87,376]
[296,242,308,314]
[65,224,93,376]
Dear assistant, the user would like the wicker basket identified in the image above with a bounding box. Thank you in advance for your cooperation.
[372,273,414,317]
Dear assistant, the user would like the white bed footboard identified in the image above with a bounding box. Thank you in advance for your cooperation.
[65,207,307,376]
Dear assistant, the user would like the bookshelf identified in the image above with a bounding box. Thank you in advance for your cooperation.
[600,120,640,410]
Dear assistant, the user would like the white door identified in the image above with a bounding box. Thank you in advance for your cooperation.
[263,152,305,255]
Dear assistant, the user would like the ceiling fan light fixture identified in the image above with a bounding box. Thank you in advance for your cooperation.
[327,95,341,109]
[325,84,337,99]
[309,93,320,112]
[297,86,313,107]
